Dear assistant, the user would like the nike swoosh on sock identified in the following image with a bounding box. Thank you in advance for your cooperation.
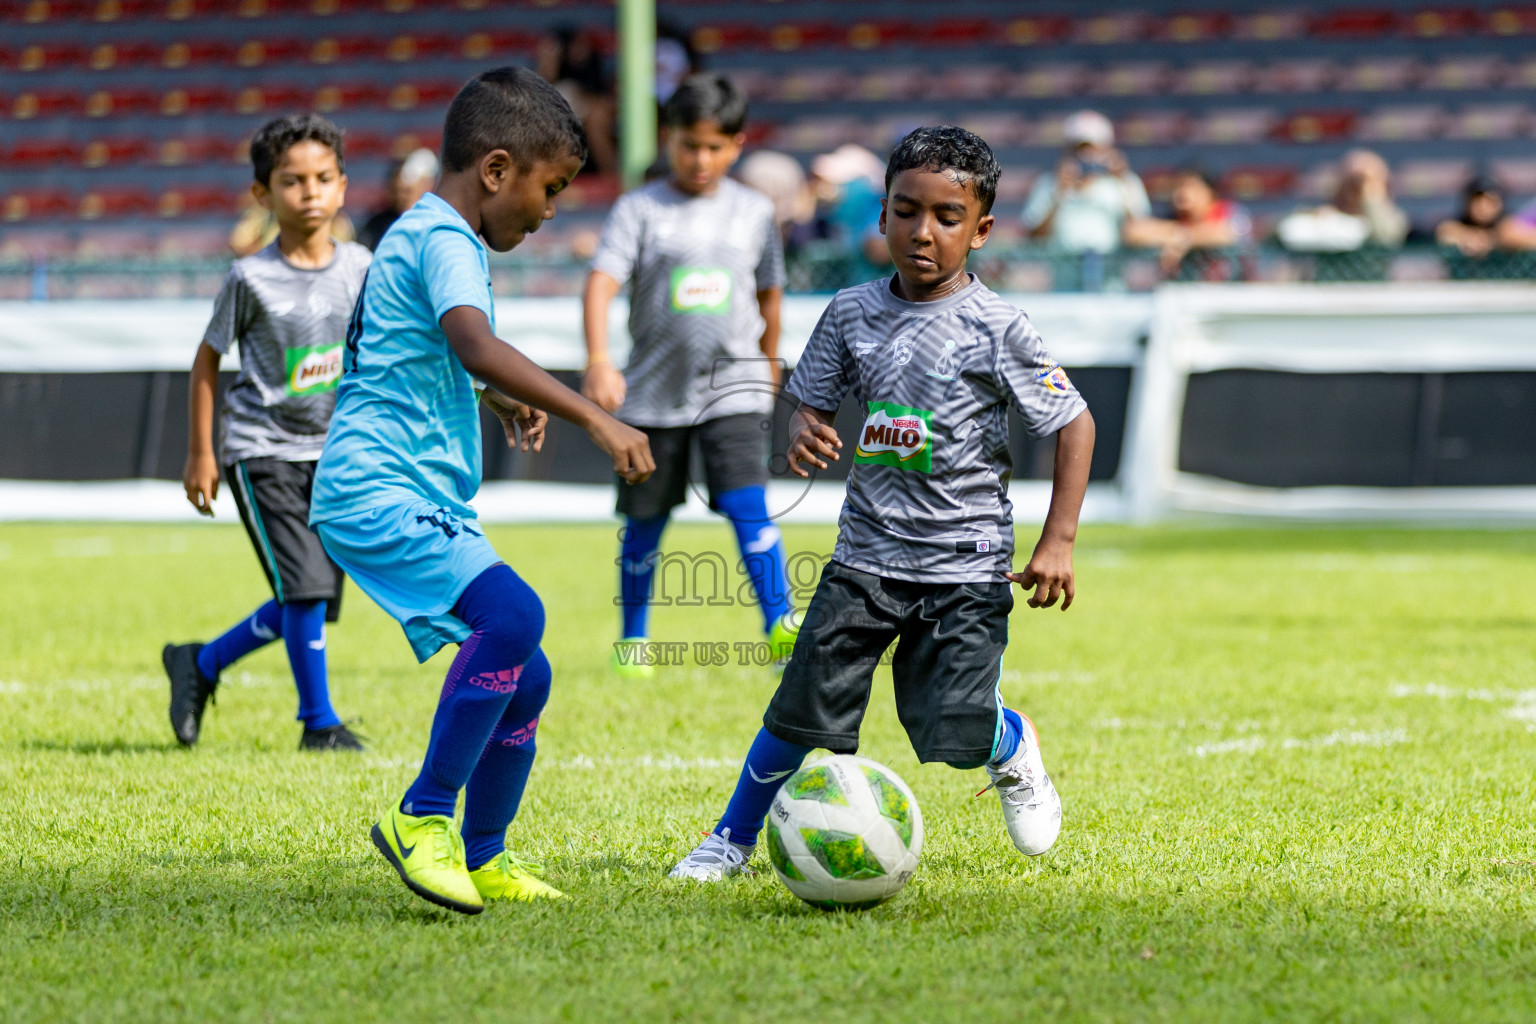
[748,764,793,784]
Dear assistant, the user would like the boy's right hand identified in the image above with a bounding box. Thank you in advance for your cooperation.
[588,414,654,484]
[183,452,219,516]
[788,422,842,477]
[581,362,627,413]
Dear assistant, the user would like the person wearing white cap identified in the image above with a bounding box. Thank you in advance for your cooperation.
[1022,110,1150,259]
[356,147,439,251]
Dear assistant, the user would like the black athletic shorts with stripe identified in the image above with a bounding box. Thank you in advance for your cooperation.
[227,458,344,621]
[764,561,1012,766]
[616,412,769,520]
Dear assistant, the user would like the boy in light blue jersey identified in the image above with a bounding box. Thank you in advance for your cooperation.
[310,68,653,915]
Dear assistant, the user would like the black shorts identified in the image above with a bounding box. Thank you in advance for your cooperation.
[616,412,770,520]
[227,458,344,620]
[764,561,1011,765]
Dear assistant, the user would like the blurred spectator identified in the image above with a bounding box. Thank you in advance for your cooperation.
[537,27,617,176]
[1123,167,1251,275]
[355,148,438,252]
[1022,110,1150,254]
[810,143,888,271]
[737,150,815,257]
[1495,197,1536,251]
[229,197,352,256]
[655,22,698,106]
[1277,149,1408,252]
[1435,175,1505,258]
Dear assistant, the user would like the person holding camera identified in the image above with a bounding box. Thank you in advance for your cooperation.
[1022,110,1150,257]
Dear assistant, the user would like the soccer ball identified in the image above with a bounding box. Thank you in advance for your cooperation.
[764,754,924,911]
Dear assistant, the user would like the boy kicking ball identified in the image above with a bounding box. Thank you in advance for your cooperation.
[309,68,653,913]
[582,74,795,678]
[670,126,1096,879]
[163,113,371,752]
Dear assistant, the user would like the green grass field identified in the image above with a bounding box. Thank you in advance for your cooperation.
[2,520,1534,1023]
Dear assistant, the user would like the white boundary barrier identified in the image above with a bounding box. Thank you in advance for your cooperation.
[1123,283,1536,521]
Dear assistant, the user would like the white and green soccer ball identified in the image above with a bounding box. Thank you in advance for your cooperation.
[764,754,924,911]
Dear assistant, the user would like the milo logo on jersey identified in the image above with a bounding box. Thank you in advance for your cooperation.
[284,343,343,396]
[854,401,934,473]
[670,267,732,314]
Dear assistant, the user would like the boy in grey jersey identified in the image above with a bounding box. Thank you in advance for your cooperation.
[162,114,370,752]
[583,74,796,678]
[671,127,1096,880]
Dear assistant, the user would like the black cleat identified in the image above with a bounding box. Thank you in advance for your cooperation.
[162,642,218,747]
[299,723,367,752]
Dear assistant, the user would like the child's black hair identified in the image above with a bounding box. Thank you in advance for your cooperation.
[662,73,747,135]
[884,125,1001,216]
[441,66,589,173]
[249,113,346,186]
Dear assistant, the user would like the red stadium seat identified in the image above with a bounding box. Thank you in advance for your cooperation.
[162,0,229,21]
[1115,109,1189,147]
[1152,12,1232,43]
[312,81,383,112]
[384,33,458,63]
[1232,10,1307,41]
[1189,108,1279,145]
[158,186,238,218]
[1395,159,1472,197]
[1404,7,1482,37]
[161,39,234,68]
[155,134,234,165]
[309,36,379,64]
[234,0,297,17]
[387,129,441,160]
[1337,57,1420,91]
[385,80,457,112]
[1355,105,1446,142]
[459,30,539,61]
[80,136,152,167]
[78,187,155,220]
[927,18,989,47]
[14,42,85,72]
[1309,8,1398,38]
[1089,62,1170,97]
[1491,157,1536,193]
[1421,55,1505,90]
[776,69,847,103]
[846,20,910,51]
[6,137,82,166]
[852,69,928,102]
[722,67,774,103]
[1221,166,1298,201]
[84,87,156,117]
[234,37,307,68]
[233,83,308,114]
[1252,58,1339,93]
[3,189,74,222]
[1270,110,1356,143]
[768,22,843,52]
[11,89,81,119]
[86,40,158,70]
[1485,6,1536,35]
[90,0,158,22]
[1000,16,1070,46]
[14,0,88,23]
[1073,12,1151,45]
[929,66,1008,101]
[772,116,869,154]
[343,130,391,157]
[159,85,230,115]
[1445,104,1530,140]
[1003,63,1088,99]
[1170,61,1254,95]
[689,24,766,56]
[954,113,1032,148]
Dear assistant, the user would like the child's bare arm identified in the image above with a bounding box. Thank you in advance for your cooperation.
[580,270,626,412]
[183,342,222,516]
[786,402,841,478]
[757,287,783,388]
[441,305,654,483]
[1007,409,1095,609]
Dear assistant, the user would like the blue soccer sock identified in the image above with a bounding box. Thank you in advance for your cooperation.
[401,564,545,820]
[196,599,282,679]
[989,706,1025,767]
[462,648,552,870]
[714,486,792,632]
[715,727,813,846]
[282,600,340,731]
[619,515,668,639]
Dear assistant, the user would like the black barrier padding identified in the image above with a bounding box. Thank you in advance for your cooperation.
[0,373,151,479]
[1180,370,1536,488]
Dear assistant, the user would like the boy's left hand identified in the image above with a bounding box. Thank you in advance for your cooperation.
[483,391,547,452]
[1006,537,1075,610]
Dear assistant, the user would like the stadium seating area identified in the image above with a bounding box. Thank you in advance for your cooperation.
[2,0,1536,270]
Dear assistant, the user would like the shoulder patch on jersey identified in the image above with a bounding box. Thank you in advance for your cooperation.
[855,401,933,473]
[1035,364,1073,393]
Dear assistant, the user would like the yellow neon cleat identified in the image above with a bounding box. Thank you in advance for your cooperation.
[611,637,655,681]
[370,802,484,915]
[470,851,568,902]
[768,613,800,674]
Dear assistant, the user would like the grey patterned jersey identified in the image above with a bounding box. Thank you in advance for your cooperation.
[785,275,1088,584]
[591,177,787,427]
[203,241,372,463]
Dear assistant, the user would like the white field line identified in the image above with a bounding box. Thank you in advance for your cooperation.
[1390,682,1536,731]
[1191,727,1408,758]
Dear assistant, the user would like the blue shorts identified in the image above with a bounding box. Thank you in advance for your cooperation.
[314,502,502,662]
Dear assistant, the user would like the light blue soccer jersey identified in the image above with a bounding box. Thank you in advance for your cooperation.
[310,193,493,524]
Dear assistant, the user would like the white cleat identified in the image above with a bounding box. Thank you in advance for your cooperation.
[667,828,753,882]
[985,714,1062,857]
